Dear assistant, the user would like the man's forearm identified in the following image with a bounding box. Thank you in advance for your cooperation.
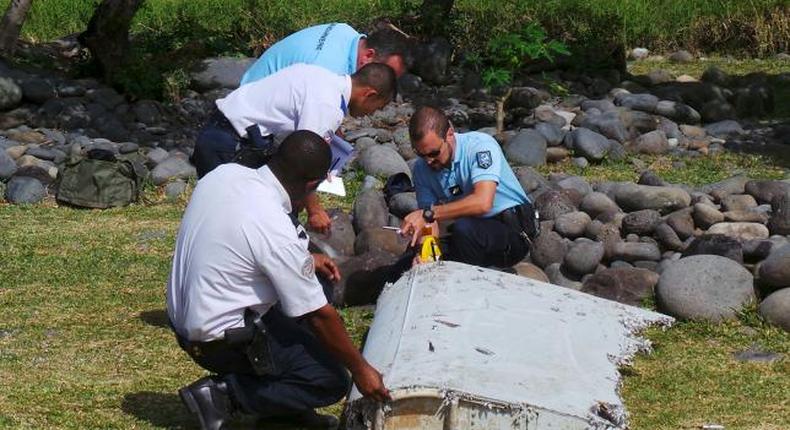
[304,192,323,215]
[433,194,490,221]
[306,304,366,372]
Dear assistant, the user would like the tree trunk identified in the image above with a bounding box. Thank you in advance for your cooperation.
[419,0,454,37]
[78,0,144,82]
[0,0,34,56]
[495,88,512,137]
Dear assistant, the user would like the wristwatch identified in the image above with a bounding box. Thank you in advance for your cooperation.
[422,208,435,223]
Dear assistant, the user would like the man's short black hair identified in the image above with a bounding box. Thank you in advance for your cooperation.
[409,105,450,142]
[273,130,331,182]
[366,28,410,63]
[352,63,397,102]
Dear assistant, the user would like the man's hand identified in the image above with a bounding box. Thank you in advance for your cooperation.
[307,208,332,234]
[312,253,341,282]
[351,362,391,402]
[400,209,428,247]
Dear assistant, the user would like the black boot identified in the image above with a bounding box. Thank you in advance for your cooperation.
[179,376,235,430]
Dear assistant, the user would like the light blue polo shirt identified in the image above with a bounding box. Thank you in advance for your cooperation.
[240,23,363,85]
[413,132,530,218]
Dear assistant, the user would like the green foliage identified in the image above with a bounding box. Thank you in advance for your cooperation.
[479,23,570,88]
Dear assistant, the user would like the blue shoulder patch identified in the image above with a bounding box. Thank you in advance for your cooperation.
[476,150,493,169]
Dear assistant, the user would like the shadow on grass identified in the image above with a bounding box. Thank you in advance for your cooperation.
[140,309,171,329]
[122,392,193,429]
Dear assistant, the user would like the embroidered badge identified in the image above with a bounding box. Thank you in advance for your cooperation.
[302,256,315,278]
[476,150,493,169]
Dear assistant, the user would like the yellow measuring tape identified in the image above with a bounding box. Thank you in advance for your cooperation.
[419,235,442,263]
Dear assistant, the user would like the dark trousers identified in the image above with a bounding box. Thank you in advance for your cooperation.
[445,216,529,267]
[191,116,242,179]
[177,306,350,417]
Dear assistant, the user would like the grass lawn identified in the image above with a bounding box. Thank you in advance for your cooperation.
[0,154,788,429]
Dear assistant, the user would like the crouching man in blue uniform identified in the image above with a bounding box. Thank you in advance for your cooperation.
[167,131,390,429]
[399,105,537,268]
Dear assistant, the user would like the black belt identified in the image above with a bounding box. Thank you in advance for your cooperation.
[173,310,259,359]
[207,109,273,150]
[495,201,539,241]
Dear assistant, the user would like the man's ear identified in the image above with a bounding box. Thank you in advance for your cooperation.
[364,87,379,99]
[360,48,376,65]
[446,125,456,143]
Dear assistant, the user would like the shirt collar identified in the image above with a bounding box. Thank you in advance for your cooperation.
[340,75,352,116]
[348,33,365,74]
[257,165,292,213]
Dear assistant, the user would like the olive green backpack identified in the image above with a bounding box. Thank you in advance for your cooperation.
[56,149,145,209]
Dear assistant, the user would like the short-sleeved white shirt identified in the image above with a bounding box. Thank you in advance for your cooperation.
[166,164,328,342]
[216,63,350,142]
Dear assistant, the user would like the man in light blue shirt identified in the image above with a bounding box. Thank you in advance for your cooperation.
[240,23,408,85]
[400,106,537,268]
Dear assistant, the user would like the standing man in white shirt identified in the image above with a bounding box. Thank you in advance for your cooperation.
[169,130,390,430]
[191,62,396,234]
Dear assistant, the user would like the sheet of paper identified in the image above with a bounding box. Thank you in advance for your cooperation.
[328,134,355,176]
[317,176,346,197]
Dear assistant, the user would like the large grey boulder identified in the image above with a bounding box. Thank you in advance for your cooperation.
[655,100,700,124]
[614,93,658,112]
[657,255,755,321]
[151,156,196,185]
[530,230,568,269]
[758,245,790,291]
[615,183,691,213]
[504,129,547,166]
[721,194,758,212]
[563,239,604,276]
[534,122,565,146]
[0,149,17,180]
[191,57,255,90]
[768,192,790,235]
[682,234,743,263]
[308,210,356,257]
[20,79,57,104]
[534,190,576,221]
[553,211,591,238]
[634,130,669,154]
[352,188,389,233]
[354,228,409,255]
[665,207,695,239]
[514,166,550,194]
[622,209,662,235]
[580,192,620,218]
[544,263,583,290]
[706,222,769,241]
[0,77,22,110]
[580,111,628,142]
[5,176,46,204]
[704,120,744,138]
[569,128,610,161]
[608,242,661,262]
[556,176,592,197]
[700,174,749,198]
[745,180,790,204]
[582,267,659,306]
[358,145,410,178]
[759,289,790,332]
[693,203,724,229]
